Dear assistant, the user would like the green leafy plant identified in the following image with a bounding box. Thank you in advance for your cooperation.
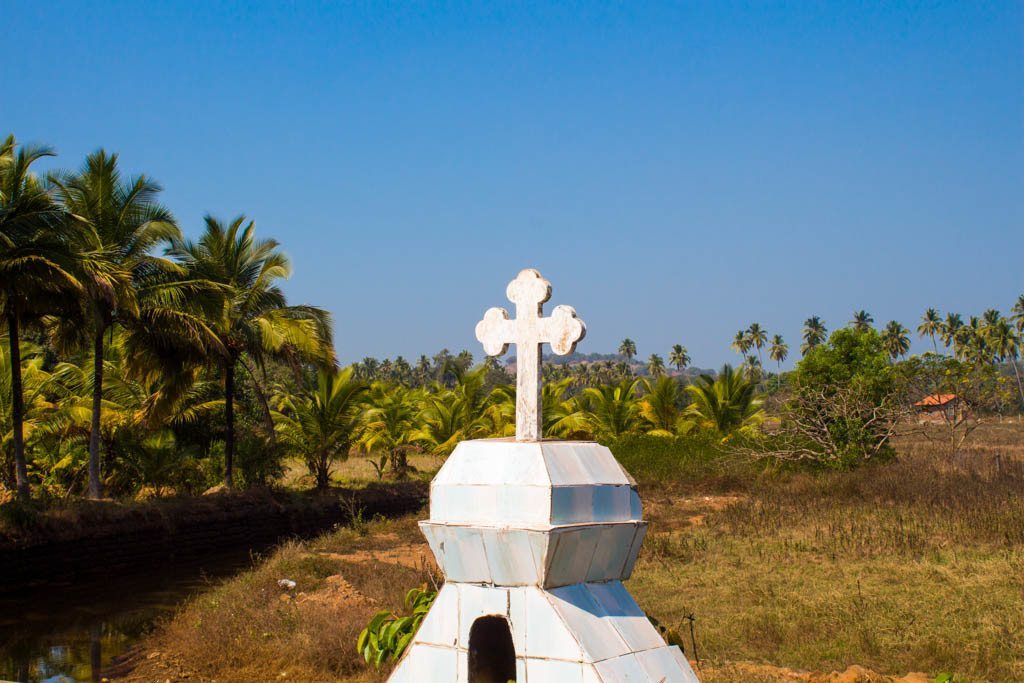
[357,586,437,669]
[366,453,389,480]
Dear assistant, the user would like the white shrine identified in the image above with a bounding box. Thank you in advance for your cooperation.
[388,269,699,683]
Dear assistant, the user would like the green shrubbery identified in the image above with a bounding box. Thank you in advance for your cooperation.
[604,432,769,485]
[357,586,436,668]
[755,329,904,469]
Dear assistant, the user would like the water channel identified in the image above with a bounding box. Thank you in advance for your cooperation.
[0,540,277,683]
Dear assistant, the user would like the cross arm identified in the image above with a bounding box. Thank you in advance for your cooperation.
[539,305,587,355]
[475,307,516,356]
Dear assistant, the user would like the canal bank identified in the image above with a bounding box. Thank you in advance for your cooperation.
[0,482,427,590]
[0,483,428,683]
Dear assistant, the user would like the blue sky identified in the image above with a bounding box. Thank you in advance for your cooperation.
[3,2,1022,368]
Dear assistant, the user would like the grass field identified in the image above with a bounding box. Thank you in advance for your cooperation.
[634,428,1024,682]
[115,423,1024,682]
[278,451,445,489]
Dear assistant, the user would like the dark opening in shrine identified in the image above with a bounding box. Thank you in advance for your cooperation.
[468,615,517,682]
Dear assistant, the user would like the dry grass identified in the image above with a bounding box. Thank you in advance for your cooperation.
[117,516,436,683]
[115,423,1024,682]
[278,452,445,489]
[631,423,1024,682]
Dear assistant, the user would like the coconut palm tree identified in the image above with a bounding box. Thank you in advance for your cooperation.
[917,308,943,353]
[731,330,752,358]
[960,316,989,364]
[50,150,186,499]
[415,364,495,454]
[639,375,689,436]
[982,309,1002,328]
[1012,295,1024,332]
[415,392,474,454]
[741,354,762,382]
[393,356,412,385]
[881,321,911,361]
[768,334,788,375]
[684,364,764,438]
[582,378,641,439]
[850,310,874,332]
[273,366,368,489]
[942,313,964,354]
[618,338,637,364]
[801,316,827,355]
[668,344,690,373]
[168,215,334,488]
[951,320,973,360]
[358,384,418,478]
[539,378,589,439]
[413,355,432,387]
[0,339,57,495]
[37,330,216,497]
[359,357,380,381]
[0,136,82,498]
[987,318,1024,407]
[646,354,665,378]
[485,375,587,439]
[747,323,767,366]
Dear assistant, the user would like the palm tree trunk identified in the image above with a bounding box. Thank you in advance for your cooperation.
[6,307,30,500]
[224,359,235,489]
[240,358,277,446]
[315,454,329,489]
[1010,356,1024,413]
[88,326,105,499]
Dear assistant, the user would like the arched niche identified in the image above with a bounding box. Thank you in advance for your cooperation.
[467,615,517,682]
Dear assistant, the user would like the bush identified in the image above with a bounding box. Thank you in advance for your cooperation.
[777,329,902,468]
[608,433,732,484]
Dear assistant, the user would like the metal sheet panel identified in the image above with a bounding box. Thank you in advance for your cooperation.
[392,644,458,682]
[456,584,510,649]
[412,583,459,647]
[621,523,648,579]
[593,653,648,682]
[547,584,630,662]
[586,526,639,583]
[526,658,586,682]
[524,586,583,661]
[585,582,666,652]
[635,646,700,682]
[571,443,632,485]
[482,528,541,585]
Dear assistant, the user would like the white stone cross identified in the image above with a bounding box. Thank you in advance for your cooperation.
[475,269,586,441]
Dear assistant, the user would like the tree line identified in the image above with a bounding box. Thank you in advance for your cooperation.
[2,133,763,501]
[4,133,1021,501]
[1,135,333,500]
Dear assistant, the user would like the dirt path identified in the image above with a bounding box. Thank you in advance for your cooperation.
[317,542,434,572]
[700,663,931,682]
[643,492,746,528]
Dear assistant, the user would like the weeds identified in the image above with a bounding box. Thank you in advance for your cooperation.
[630,425,1024,681]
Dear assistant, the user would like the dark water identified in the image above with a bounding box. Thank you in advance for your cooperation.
[0,545,274,683]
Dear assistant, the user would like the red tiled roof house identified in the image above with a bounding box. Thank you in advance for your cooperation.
[913,393,966,423]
